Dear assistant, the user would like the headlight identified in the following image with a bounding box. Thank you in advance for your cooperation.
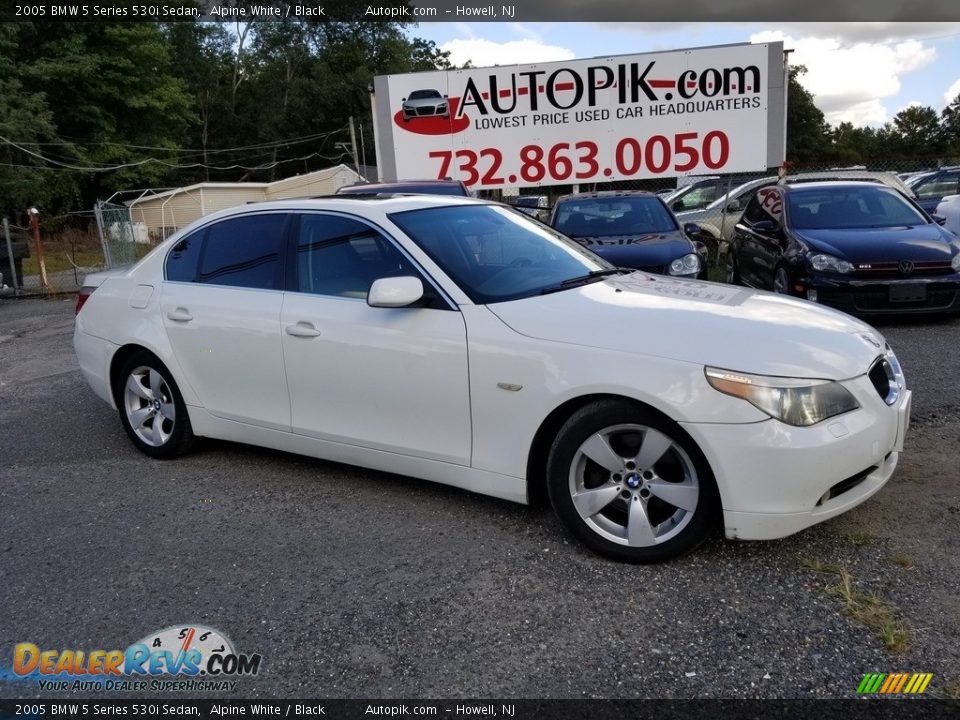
[952,253,960,271]
[878,345,906,406]
[669,253,701,276]
[809,253,854,274]
[705,367,860,426]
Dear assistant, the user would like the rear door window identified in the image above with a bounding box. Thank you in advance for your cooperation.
[198,214,289,290]
[165,229,205,282]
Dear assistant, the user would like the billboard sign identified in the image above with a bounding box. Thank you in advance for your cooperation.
[373,42,786,189]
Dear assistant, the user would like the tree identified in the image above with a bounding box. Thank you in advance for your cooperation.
[0,24,60,220]
[942,94,960,155]
[785,65,831,163]
[890,105,945,157]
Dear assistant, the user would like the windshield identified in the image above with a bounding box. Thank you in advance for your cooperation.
[787,186,929,229]
[553,196,677,237]
[389,204,611,304]
[408,90,440,100]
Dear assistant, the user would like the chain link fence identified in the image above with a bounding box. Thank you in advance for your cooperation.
[94,200,141,270]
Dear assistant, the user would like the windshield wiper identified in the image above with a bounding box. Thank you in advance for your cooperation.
[538,268,631,295]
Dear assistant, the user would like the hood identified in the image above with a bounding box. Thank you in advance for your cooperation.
[489,273,885,379]
[574,232,694,268]
[795,224,959,263]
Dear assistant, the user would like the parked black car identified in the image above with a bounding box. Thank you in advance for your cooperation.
[550,191,705,278]
[336,179,470,196]
[726,181,960,315]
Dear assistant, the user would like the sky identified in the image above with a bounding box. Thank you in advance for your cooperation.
[410,22,960,128]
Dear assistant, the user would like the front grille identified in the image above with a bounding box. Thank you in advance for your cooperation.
[817,466,875,505]
[415,107,434,116]
[853,260,954,279]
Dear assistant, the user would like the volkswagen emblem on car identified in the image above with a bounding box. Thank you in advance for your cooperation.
[899,260,915,274]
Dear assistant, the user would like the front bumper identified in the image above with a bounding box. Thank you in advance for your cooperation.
[802,273,960,315]
[681,376,911,541]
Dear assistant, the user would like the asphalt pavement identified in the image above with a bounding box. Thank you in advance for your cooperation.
[1,296,958,700]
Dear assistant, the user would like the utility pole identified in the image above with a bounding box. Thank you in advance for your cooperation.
[28,207,49,292]
[348,116,361,176]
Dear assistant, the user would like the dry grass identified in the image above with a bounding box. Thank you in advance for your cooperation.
[890,554,915,569]
[846,532,875,547]
[20,227,156,277]
[803,559,910,654]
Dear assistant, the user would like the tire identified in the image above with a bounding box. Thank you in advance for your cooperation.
[546,399,720,563]
[773,265,790,294]
[725,249,741,285]
[116,351,195,459]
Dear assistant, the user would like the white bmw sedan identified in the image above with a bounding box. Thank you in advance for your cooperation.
[75,196,911,563]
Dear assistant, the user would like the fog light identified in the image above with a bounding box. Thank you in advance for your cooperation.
[807,289,818,302]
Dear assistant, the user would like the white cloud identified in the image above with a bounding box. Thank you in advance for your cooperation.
[774,22,960,43]
[945,78,960,107]
[751,30,937,126]
[439,38,575,68]
[595,21,960,44]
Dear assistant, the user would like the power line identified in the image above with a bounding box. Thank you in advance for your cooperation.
[0,134,352,172]
[10,130,346,155]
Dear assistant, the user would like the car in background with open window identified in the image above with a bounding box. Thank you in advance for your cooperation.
[906,166,960,214]
[726,181,960,315]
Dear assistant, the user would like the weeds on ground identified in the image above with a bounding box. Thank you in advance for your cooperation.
[890,554,915,569]
[802,558,910,654]
[846,533,875,547]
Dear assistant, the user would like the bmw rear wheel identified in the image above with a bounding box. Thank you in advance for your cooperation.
[547,400,719,563]
[117,351,195,459]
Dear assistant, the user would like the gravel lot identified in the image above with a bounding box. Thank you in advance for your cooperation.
[1,296,958,699]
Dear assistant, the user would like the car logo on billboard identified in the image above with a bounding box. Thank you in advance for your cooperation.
[898,260,915,274]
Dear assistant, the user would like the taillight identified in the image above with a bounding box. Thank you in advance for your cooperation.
[76,286,95,315]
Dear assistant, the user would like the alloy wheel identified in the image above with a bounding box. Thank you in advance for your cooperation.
[123,366,176,447]
[568,423,700,547]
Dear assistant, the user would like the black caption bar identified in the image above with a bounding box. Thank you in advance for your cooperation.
[3,0,960,22]
[0,700,958,720]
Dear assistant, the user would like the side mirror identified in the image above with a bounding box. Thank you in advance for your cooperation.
[401,97,407,102]
[683,222,703,236]
[368,276,424,308]
[932,215,947,226]
[671,200,683,212]
[725,200,741,212]
[753,219,779,233]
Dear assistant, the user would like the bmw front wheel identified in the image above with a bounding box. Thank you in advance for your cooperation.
[547,400,719,563]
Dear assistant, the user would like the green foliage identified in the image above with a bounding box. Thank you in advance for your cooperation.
[941,94,960,154]
[786,65,831,163]
[2,20,957,220]
[0,17,450,220]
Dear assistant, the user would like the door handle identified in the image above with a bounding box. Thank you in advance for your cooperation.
[166,307,193,322]
[285,322,322,338]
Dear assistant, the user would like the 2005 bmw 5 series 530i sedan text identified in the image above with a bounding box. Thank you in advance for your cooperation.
[74,196,912,563]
